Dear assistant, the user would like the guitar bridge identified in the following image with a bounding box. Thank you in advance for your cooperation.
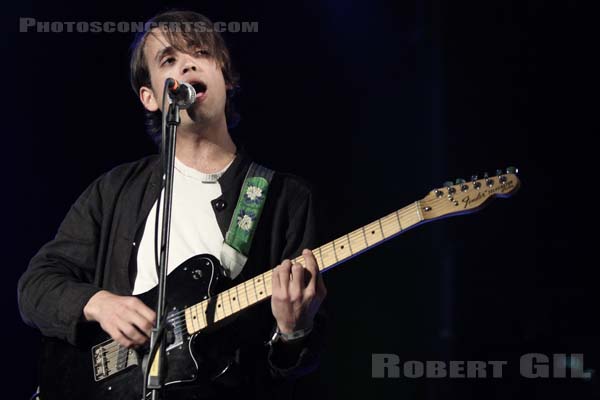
[91,339,139,382]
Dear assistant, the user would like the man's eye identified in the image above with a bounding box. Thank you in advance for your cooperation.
[161,57,176,66]
[195,49,210,56]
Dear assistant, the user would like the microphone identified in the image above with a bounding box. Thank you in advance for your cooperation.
[166,78,196,108]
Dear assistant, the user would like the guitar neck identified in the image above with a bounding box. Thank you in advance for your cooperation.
[183,201,425,335]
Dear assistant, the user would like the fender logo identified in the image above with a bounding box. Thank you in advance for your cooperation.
[462,192,486,209]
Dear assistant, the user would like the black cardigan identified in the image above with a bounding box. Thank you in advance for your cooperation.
[18,151,325,396]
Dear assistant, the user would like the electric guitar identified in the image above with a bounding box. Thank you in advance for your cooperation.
[38,169,520,399]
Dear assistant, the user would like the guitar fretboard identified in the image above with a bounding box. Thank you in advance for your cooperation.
[184,201,424,334]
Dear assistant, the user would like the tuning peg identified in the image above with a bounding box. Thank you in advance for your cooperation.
[495,169,503,176]
[454,178,468,192]
[483,172,489,179]
[470,175,478,182]
[443,181,456,196]
[506,166,519,174]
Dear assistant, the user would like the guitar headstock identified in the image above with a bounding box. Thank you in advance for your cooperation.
[420,167,520,221]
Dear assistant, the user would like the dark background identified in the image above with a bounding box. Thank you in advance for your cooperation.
[4,1,598,399]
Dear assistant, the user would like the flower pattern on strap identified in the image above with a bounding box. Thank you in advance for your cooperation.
[237,210,256,231]
[245,185,263,203]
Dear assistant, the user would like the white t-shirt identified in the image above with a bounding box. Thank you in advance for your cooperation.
[132,157,233,295]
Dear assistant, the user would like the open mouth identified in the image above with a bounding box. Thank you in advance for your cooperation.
[190,82,207,98]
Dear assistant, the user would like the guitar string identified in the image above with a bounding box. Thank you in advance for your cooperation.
[96,200,428,357]
[96,195,457,360]
[102,179,507,364]
[102,179,517,370]
[96,195,460,362]
[96,192,485,363]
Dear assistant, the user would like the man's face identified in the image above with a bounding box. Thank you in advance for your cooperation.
[139,29,228,127]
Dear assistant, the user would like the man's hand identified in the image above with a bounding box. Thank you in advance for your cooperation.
[83,290,156,348]
[271,249,327,334]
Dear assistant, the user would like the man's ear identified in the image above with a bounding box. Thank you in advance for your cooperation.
[139,86,159,112]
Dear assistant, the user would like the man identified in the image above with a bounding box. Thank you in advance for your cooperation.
[18,10,326,400]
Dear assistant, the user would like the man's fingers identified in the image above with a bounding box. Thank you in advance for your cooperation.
[276,260,292,298]
[116,301,154,346]
[290,261,304,283]
[110,328,133,348]
[130,310,154,337]
[289,263,304,301]
[301,249,327,301]
[302,249,319,287]
[116,318,147,346]
[302,249,318,269]
[129,298,156,326]
[88,292,157,348]
[272,263,281,291]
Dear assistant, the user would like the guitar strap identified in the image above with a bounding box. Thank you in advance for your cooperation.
[220,162,274,279]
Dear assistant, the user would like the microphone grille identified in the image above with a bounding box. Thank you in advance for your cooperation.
[178,82,196,108]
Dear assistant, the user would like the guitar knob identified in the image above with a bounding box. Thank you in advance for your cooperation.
[495,169,503,176]
[455,178,466,184]
[506,166,519,174]
[483,172,489,179]
[470,175,478,182]
[192,269,203,280]
[443,181,453,188]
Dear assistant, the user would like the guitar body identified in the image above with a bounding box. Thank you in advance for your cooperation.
[38,254,241,400]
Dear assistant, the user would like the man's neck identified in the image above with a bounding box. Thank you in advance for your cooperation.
[175,117,237,174]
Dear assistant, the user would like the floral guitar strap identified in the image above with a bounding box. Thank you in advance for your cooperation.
[220,162,274,279]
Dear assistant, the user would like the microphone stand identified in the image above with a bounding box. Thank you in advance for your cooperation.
[146,97,181,400]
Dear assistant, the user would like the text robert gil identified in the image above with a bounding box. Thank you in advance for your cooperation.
[372,353,593,379]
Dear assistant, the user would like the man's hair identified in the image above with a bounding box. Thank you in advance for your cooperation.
[129,10,240,145]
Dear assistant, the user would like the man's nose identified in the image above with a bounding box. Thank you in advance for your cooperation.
[182,59,197,74]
